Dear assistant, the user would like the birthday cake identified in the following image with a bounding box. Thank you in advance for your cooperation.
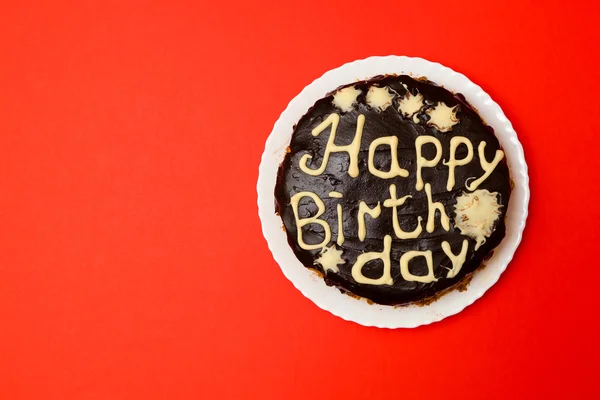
[274,75,511,306]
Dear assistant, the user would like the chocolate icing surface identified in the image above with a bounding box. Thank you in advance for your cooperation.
[275,75,511,305]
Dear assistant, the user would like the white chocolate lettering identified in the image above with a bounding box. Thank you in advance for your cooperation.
[328,191,343,198]
[442,240,469,278]
[336,204,345,246]
[425,183,450,233]
[299,113,364,178]
[415,135,442,191]
[466,142,505,191]
[368,136,409,179]
[443,136,474,191]
[351,235,393,286]
[290,191,332,250]
[383,184,423,239]
[358,201,381,241]
[400,250,437,283]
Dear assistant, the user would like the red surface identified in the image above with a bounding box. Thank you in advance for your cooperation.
[0,0,598,398]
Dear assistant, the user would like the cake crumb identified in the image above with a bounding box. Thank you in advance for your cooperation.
[309,267,324,279]
[343,291,363,301]
[455,274,473,292]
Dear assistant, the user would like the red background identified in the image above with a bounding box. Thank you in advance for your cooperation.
[0,0,598,398]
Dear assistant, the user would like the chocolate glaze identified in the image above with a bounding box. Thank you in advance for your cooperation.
[275,75,511,306]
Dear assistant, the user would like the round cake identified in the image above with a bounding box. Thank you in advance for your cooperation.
[274,75,511,306]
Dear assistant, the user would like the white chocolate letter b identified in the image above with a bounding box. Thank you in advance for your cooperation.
[290,192,332,250]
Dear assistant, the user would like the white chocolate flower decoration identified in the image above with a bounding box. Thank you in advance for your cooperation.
[426,102,459,132]
[454,190,502,250]
[398,91,425,123]
[366,86,395,111]
[332,86,361,112]
[314,245,345,273]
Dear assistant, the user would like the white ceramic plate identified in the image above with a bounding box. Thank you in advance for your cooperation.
[257,56,529,328]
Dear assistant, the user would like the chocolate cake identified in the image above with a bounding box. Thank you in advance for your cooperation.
[274,75,511,306]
